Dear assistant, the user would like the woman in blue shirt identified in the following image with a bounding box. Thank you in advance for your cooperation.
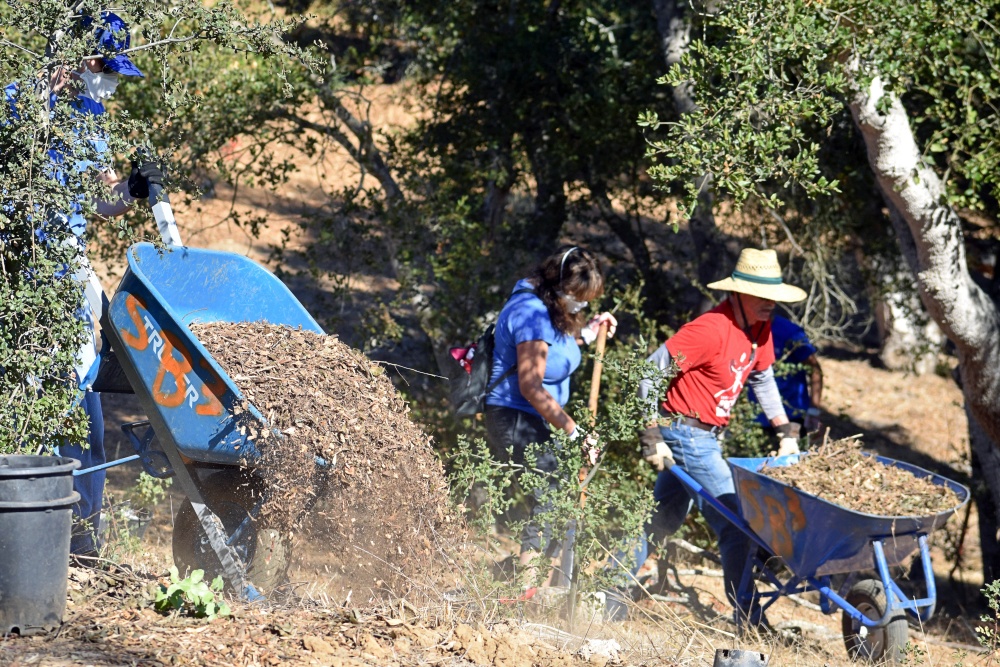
[484,246,616,583]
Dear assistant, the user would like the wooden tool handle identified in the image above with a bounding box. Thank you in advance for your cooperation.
[586,321,609,422]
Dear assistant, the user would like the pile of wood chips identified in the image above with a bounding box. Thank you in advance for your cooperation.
[760,437,962,517]
[191,321,457,597]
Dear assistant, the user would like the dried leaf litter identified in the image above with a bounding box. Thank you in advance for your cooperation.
[190,322,456,594]
[760,437,961,516]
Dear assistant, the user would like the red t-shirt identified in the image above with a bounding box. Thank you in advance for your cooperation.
[663,300,775,427]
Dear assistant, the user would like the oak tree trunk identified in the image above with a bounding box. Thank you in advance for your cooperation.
[969,405,1000,582]
[850,76,1000,582]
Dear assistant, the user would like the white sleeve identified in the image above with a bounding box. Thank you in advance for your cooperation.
[747,366,787,423]
[638,344,672,422]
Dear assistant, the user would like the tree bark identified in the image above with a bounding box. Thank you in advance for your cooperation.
[969,404,1000,583]
[848,76,1000,446]
[651,0,695,115]
[866,193,945,374]
[528,147,568,251]
[483,146,515,238]
[587,181,677,315]
[651,0,720,306]
[288,85,408,280]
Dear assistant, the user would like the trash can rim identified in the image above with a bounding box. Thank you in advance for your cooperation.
[0,456,81,477]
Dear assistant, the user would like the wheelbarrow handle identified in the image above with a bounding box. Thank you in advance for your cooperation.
[667,464,772,555]
[149,182,183,247]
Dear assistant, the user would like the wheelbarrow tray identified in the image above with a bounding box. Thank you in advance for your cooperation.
[104,242,324,465]
[728,454,969,578]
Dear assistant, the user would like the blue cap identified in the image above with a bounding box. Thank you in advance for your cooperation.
[81,12,144,78]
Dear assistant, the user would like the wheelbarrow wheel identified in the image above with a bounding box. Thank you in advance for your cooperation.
[172,471,289,594]
[841,579,908,664]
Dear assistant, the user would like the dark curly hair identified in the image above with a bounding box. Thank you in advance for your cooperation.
[529,246,604,335]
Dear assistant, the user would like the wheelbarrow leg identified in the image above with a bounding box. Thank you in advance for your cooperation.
[874,536,937,623]
[735,548,757,622]
[188,499,262,601]
[157,442,261,601]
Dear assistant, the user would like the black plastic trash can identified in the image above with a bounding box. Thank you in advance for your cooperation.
[0,455,81,635]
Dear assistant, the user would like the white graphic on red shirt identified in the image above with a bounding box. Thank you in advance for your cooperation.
[713,351,755,418]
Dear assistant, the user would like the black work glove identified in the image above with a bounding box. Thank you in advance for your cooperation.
[639,425,675,471]
[127,160,164,200]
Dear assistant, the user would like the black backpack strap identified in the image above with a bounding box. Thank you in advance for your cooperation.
[485,364,517,395]
[484,286,535,395]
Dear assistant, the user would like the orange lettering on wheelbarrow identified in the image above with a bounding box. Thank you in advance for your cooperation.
[783,487,806,532]
[763,495,795,562]
[152,330,193,408]
[119,294,149,350]
[195,359,225,417]
[740,478,766,536]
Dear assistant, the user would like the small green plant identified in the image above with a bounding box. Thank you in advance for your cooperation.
[154,566,231,620]
[899,640,927,665]
[127,473,173,510]
[100,474,169,563]
[449,435,517,539]
[977,579,1000,655]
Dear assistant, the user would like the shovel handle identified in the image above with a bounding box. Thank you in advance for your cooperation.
[586,321,609,421]
[567,321,609,588]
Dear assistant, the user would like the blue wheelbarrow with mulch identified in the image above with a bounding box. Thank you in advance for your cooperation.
[669,454,968,665]
[88,240,325,601]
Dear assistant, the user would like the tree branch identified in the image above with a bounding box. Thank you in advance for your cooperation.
[316,89,403,204]
[1,39,40,59]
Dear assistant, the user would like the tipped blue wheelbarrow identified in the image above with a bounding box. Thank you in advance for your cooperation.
[99,241,324,600]
[670,454,968,665]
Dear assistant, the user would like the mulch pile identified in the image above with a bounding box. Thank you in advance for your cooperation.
[190,322,458,598]
[760,437,962,517]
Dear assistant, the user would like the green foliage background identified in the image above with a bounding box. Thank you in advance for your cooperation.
[0,1,304,453]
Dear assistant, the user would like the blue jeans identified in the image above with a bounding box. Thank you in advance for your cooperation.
[60,391,105,555]
[649,423,756,617]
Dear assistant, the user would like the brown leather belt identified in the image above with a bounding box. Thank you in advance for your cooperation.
[657,407,725,434]
[678,416,723,434]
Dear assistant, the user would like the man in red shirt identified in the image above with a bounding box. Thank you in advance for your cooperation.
[637,248,806,629]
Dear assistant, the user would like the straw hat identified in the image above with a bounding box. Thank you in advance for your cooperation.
[707,248,807,303]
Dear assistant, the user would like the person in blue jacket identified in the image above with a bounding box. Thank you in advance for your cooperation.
[6,13,164,555]
[748,314,824,433]
[484,246,617,584]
